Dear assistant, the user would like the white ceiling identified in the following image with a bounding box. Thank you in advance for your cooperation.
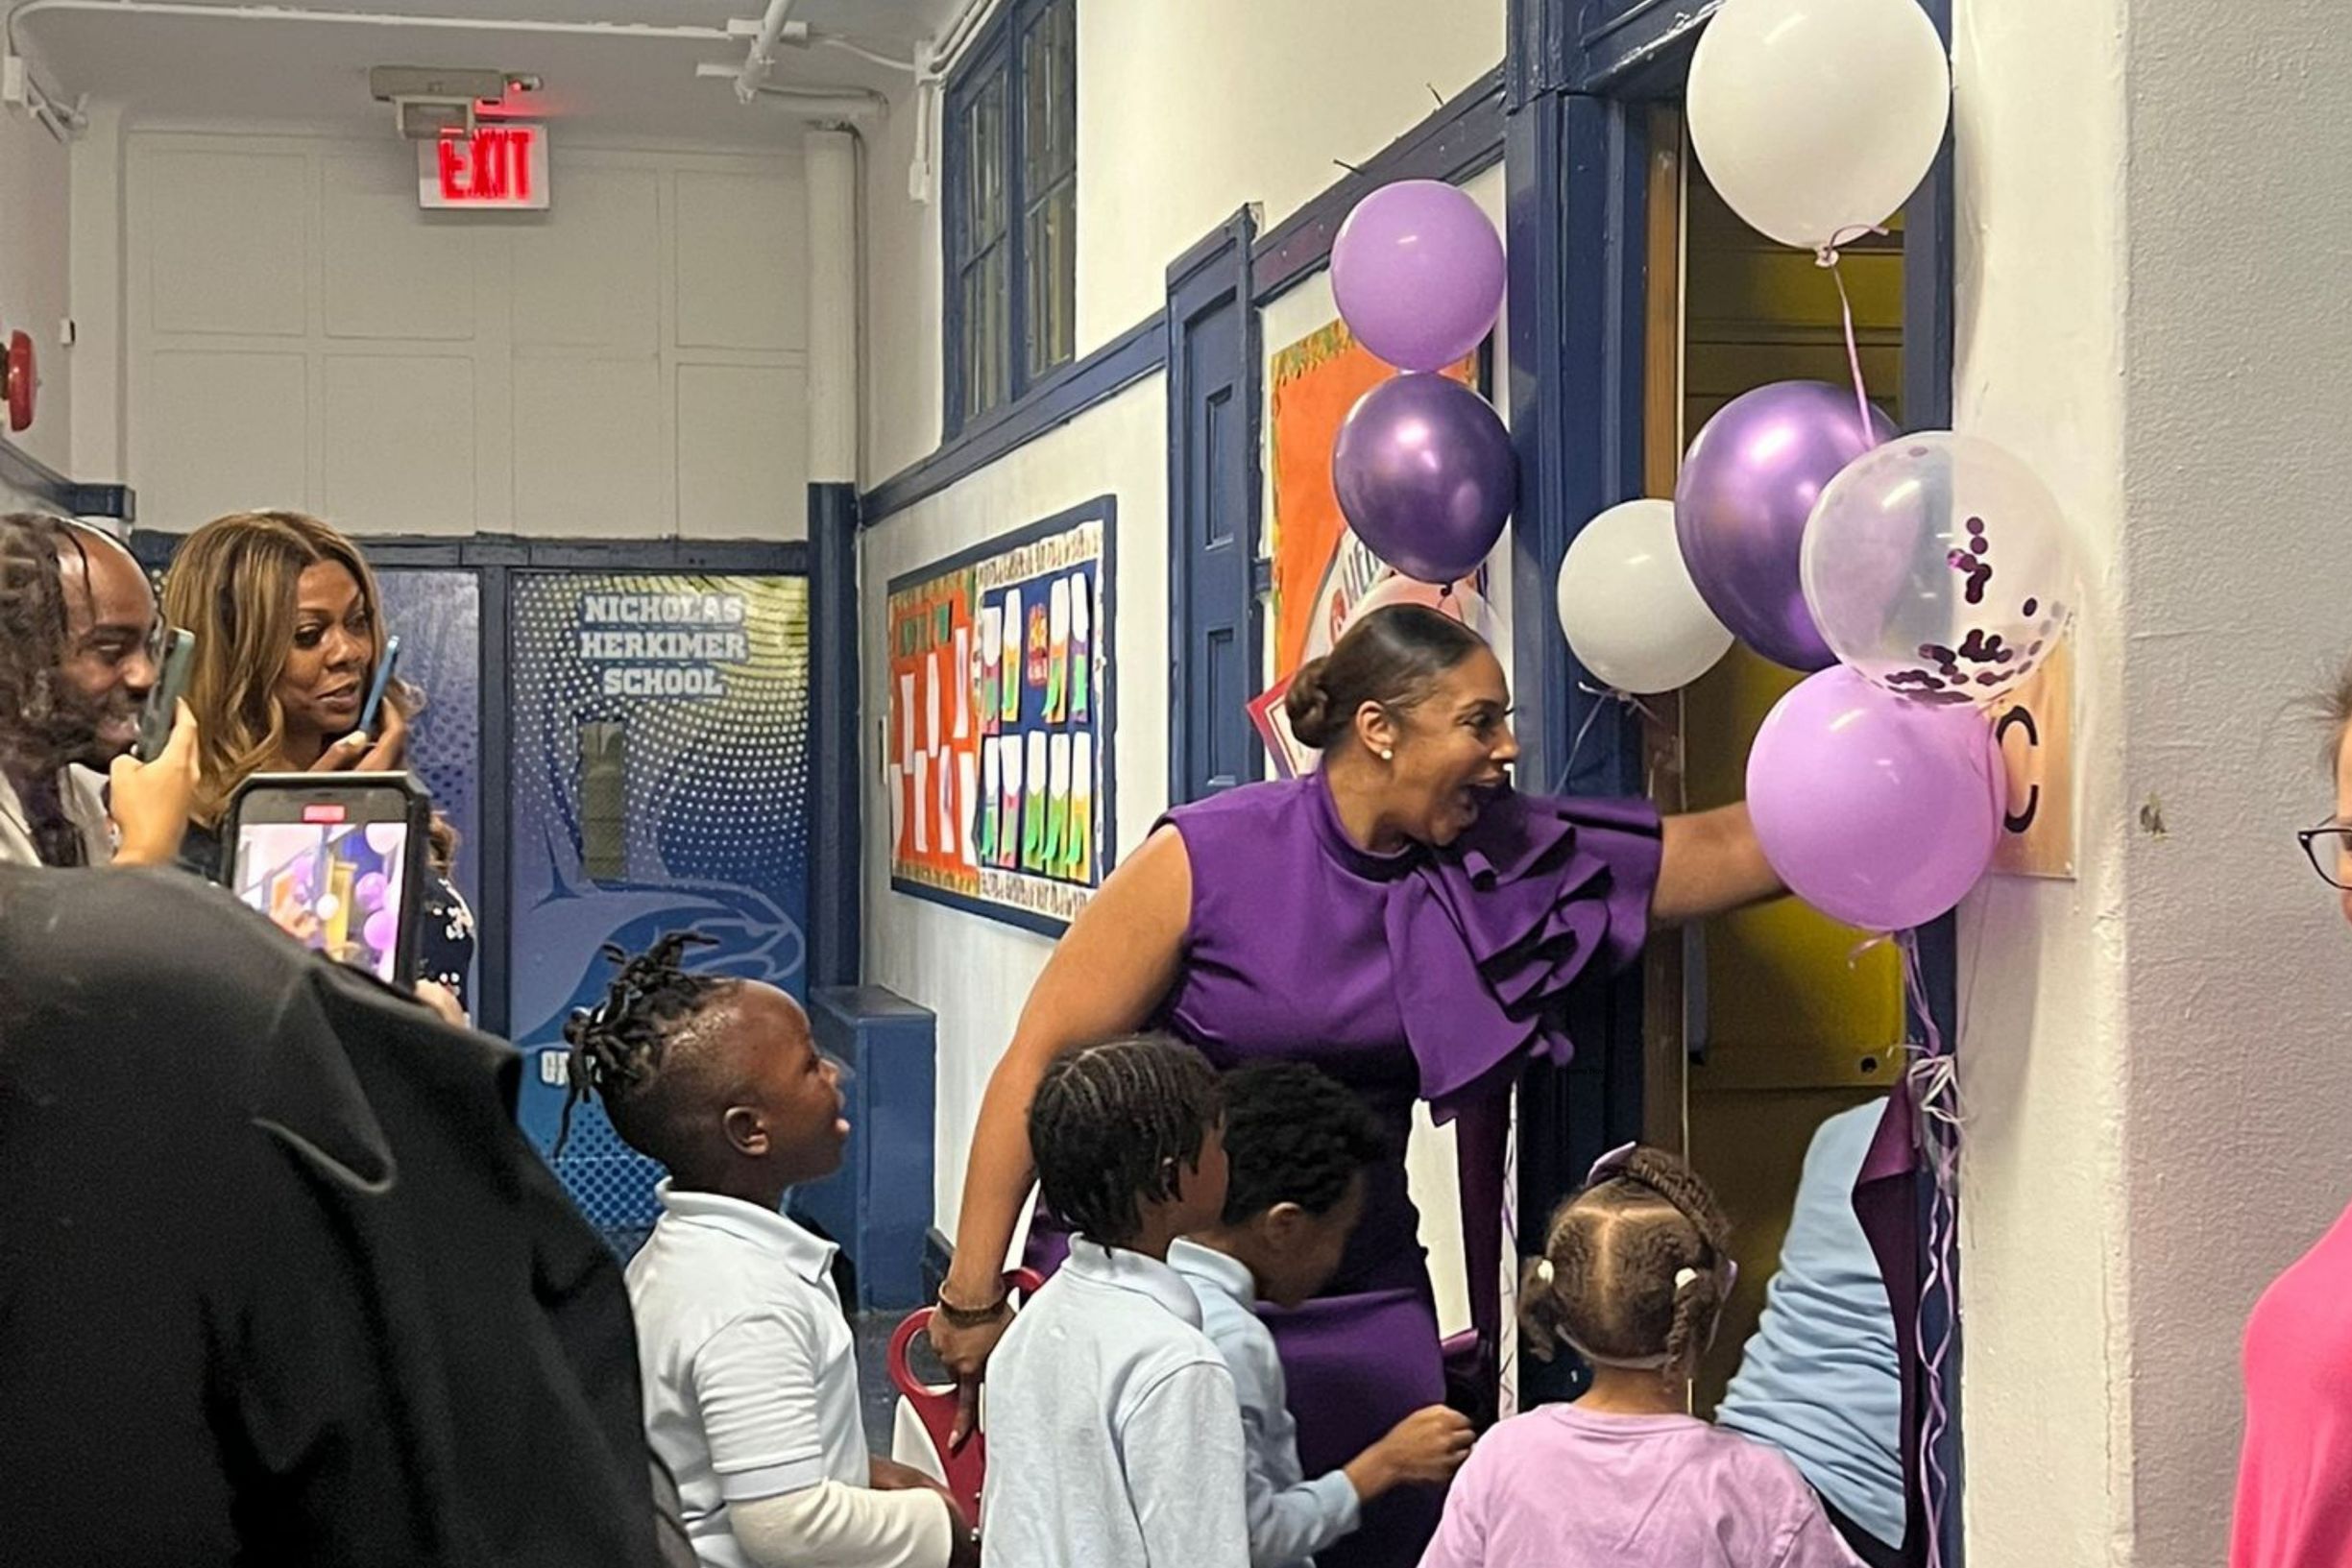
[11,0,962,146]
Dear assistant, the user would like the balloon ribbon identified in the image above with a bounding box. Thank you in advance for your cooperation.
[1817,226,1890,443]
[1899,927,1962,1568]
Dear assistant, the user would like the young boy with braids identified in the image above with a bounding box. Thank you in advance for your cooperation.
[979,1034,1251,1568]
[1419,1146,1860,1568]
[1169,1063,1475,1568]
[564,933,979,1568]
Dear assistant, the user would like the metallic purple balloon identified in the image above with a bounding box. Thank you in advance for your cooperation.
[1332,374,1516,586]
[1675,380,1897,670]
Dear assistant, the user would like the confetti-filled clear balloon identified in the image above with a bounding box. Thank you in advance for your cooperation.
[1800,431,2076,708]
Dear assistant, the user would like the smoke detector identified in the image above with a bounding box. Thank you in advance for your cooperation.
[369,66,535,141]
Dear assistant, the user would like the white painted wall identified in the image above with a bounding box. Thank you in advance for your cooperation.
[1957,0,2352,1561]
[0,84,76,485]
[861,0,1505,485]
[101,124,810,539]
[859,376,1168,1227]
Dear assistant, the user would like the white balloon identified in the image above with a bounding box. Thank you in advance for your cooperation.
[1686,0,1952,252]
[1557,499,1734,695]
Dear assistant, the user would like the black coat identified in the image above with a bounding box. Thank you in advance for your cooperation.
[0,867,664,1566]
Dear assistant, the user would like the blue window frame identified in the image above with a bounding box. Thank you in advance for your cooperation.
[943,0,1077,435]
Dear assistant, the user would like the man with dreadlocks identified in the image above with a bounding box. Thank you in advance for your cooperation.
[567,932,978,1568]
[978,1033,1249,1568]
[0,512,196,867]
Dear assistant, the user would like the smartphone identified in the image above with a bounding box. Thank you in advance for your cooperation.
[223,772,430,987]
[357,634,403,736]
[133,627,196,763]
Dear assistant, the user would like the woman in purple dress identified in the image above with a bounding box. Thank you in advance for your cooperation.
[930,606,1782,1566]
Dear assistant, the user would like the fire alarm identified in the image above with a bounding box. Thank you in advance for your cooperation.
[3,328,32,434]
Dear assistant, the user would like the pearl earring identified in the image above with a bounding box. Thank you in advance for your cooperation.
[1380,748,1394,762]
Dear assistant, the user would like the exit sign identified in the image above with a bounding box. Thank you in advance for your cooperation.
[419,124,550,211]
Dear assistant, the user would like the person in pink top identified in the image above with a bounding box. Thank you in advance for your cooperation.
[1419,1146,1856,1568]
[2230,665,2352,1567]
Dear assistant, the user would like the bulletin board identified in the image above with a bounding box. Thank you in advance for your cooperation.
[886,497,1116,935]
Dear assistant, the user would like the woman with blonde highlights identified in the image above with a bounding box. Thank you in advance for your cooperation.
[162,509,476,1008]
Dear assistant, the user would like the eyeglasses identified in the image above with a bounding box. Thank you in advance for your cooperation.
[2299,825,2352,890]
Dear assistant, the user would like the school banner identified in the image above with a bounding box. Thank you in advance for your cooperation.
[886,499,1115,934]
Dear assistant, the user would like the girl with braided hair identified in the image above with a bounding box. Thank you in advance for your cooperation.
[568,933,979,1568]
[1420,1146,1859,1568]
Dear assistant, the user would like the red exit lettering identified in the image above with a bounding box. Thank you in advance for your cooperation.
[436,126,538,205]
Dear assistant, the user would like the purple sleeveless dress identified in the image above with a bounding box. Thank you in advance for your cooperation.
[1031,772,1661,1568]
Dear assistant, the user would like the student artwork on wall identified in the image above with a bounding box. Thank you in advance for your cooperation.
[1256,320,1504,776]
[886,497,1115,934]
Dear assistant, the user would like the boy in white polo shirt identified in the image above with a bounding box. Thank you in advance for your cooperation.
[979,1034,1250,1568]
[1169,1064,1475,1568]
[563,933,978,1568]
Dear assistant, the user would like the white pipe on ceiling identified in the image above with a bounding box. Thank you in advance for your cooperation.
[733,0,804,104]
[5,0,738,45]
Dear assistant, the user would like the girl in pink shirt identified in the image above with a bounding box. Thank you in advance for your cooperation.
[2231,666,2352,1567]
[1419,1147,1857,1568]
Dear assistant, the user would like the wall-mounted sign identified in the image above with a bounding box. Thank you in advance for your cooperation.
[1991,637,2075,879]
[419,124,549,211]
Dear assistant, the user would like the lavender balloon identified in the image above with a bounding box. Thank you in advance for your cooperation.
[1332,374,1516,585]
[1675,381,1896,670]
[1331,180,1507,373]
[363,907,399,957]
[1748,666,2005,932]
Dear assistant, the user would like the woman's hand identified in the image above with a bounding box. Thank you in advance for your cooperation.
[925,1300,1016,1442]
[107,700,199,867]
[310,697,409,773]
[413,978,468,1029]
[1652,803,1783,926]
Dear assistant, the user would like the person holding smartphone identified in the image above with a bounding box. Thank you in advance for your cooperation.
[160,510,476,1009]
[0,512,199,869]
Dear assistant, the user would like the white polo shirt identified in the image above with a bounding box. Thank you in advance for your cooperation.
[626,1181,867,1568]
[980,1237,1251,1568]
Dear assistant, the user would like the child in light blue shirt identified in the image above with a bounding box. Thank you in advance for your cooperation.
[1171,1064,1473,1568]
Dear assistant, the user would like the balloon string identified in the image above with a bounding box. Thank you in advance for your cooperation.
[1816,226,1888,445]
[1553,682,1666,794]
[1898,928,1962,1568]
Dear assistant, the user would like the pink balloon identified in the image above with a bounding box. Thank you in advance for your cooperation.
[1747,666,2005,931]
[363,908,399,955]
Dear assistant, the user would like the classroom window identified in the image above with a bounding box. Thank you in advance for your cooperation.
[945,0,1077,433]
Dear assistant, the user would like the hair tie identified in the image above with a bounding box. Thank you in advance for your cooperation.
[1534,1258,1556,1286]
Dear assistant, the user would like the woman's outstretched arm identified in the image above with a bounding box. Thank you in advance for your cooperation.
[1652,804,1782,926]
[928,825,1193,1441]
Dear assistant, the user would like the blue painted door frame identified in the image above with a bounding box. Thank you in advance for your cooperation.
[1505,0,1961,1556]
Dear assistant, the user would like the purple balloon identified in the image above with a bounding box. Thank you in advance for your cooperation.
[1331,180,1506,373]
[1675,381,1897,670]
[353,871,389,914]
[1748,666,2005,932]
[363,907,399,956]
[1332,374,1516,585]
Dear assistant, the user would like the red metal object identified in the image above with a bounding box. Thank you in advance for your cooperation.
[886,1267,1045,1526]
[5,329,34,433]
